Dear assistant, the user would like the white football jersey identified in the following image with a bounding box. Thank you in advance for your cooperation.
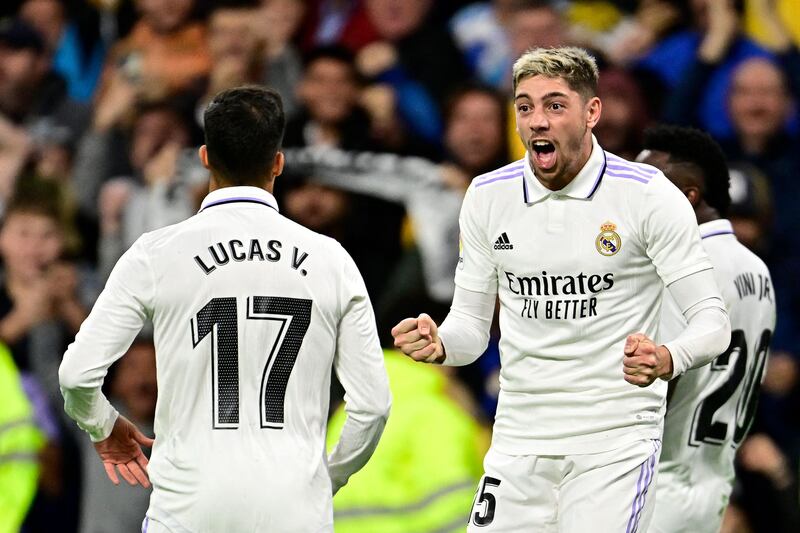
[658,219,775,487]
[455,136,713,455]
[60,186,391,533]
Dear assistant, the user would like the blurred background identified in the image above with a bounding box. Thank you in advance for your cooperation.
[0,1,799,532]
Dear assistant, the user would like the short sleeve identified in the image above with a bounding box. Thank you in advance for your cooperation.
[643,174,713,286]
[454,185,497,293]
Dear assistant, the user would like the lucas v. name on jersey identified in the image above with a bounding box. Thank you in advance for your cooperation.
[504,270,615,320]
[193,238,311,277]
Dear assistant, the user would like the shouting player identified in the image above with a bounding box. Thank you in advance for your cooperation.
[639,125,776,533]
[59,86,391,532]
[392,47,731,531]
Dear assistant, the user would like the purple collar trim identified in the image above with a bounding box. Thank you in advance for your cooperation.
[200,197,277,213]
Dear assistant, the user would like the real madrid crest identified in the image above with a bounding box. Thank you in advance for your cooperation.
[595,221,621,256]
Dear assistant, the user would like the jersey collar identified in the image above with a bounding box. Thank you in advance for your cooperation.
[522,134,606,204]
[699,219,735,240]
[199,186,280,213]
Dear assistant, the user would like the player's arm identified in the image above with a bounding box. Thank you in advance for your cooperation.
[625,175,731,386]
[58,237,155,485]
[328,251,391,495]
[660,270,731,376]
[392,285,495,365]
[392,184,496,365]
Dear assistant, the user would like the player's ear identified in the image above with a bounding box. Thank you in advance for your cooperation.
[199,145,210,169]
[684,186,702,207]
[272,151,285,178]
[586,96,601,129]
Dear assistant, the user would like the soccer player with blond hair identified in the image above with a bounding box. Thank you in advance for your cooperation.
[392,47,732,531]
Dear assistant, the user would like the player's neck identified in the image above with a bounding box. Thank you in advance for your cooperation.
[695,203,720,225]
[209,174,275,194]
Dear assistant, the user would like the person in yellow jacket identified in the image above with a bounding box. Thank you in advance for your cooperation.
[0,341,45,533]
[327,349,487,533]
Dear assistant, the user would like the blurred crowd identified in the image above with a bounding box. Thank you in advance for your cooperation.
[1,0,800,532]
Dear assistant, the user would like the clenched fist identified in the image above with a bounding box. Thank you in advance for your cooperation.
[623,333,674,387]
[391,313,445,364]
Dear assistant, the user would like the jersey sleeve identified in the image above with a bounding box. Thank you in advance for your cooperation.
[328,248,391,494]
[59,237,155,441]
[454,185,497,293]
[643,174,713,285]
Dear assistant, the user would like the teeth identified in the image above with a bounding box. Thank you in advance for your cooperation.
[533,141,551,146]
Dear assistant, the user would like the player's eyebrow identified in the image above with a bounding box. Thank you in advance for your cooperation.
[541,91,569,100]
[514,91,569,101]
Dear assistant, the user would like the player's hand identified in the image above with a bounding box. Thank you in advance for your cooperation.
[391,313,445,363]
[622,333,674,387]
[94,415,155,488]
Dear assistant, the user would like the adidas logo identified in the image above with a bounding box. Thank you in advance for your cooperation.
[494,232,514,250]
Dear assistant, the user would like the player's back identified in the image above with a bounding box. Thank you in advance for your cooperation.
[140,192,362,532]
[655,220,775,531]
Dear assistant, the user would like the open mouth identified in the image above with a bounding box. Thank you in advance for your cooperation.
[530,140,557,171]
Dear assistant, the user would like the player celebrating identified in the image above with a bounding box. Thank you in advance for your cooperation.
[59,86,391,532]
[639,125,776,533]
[392,47,731,531]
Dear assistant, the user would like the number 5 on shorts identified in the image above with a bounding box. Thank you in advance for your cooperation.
[471,476,501,527]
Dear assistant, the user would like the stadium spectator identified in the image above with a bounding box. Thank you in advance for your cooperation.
[726,163,773,256]
[0,17,87,202]
[726,433,800,533]
[0,17,87,131]
[644,0,777,138]
[19,0,105,102]
[238,0,306,118]
[443,84,510,181]
[506,0,569,59]
[720,55,800,390]
[93,99,197,280]
[285,46,376,150]
[358,0,469,147]
[449,0,516,89]
[0,179,87,390]
[593,68,650,161]
[573,0,682,67]
[0,178,87,532]
[744,0,800,51]
[194,2,271,121]
[299,0,379,53]
[97,0,210,98]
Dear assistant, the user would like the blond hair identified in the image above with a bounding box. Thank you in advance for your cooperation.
[512,47,599,99]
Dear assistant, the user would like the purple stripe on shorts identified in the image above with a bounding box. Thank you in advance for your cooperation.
[475,172,523,187]
[143,517,149,533]
[625,461,648,533]
[605,171,650,184]
[625,452,657,533]
[632,454,657,533]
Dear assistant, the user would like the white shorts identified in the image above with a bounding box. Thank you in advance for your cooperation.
[467,439,661,533]
[649,470,731,533]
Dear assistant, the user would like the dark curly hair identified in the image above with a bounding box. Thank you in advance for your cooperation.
[643,125,731,216]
